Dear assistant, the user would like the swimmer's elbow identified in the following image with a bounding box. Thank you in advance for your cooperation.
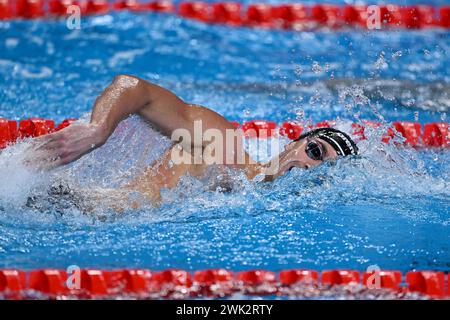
[112,74,140,85]
[112,74,154,105]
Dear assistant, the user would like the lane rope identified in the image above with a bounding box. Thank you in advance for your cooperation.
[1,1,450,30]
[0,118,448,149]
[0,268,448,299]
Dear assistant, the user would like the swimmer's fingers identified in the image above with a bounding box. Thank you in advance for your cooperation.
[29,133,63,151]
[22,150,60,171]
[22,133,67,169]
[23,142,66,170]
[43,149,85,169]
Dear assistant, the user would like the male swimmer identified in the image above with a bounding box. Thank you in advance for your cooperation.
[30,75,358,207]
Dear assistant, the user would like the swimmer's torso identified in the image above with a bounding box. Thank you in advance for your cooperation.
[124,144,249,204]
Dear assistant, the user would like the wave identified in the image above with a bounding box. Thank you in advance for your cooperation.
[0,115,448,226]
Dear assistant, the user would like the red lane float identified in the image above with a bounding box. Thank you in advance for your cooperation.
[16,0,45,18]
[0,270,26,292]
[279,121,303,140]
[29,269,69,296]
[211,2,242,26]
[311,4,340,28]
[2,1,450,30]
[0,0,13,19]
[237,270,276,285]
[49,0,79,15]
[113,0,144,11]
[242,120,277,138]
[0,269,448,299]
[236,270,277,295]
[342,5,367,27]
[179,1,210,22]
[55,118,77,131]
[423,123,449,147]
[18,118,55,138]
[271,4,308,30]
[362,270,402,291]
[152,269,192,288]
[440,6,450,27]
[0,119,18,148]
[0,118,448,149]
[399,6,433,29]
[109,269,153,294]
[194,269,234,297]
[148,0,174,13]
[85,0,108,15]
[245,4,273,28]
[406,271,446,297]
[279,269,318,285]
[321,270,360,285]
[392,121,422,146]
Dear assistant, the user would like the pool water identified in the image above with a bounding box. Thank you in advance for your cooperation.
[0,1,449,277]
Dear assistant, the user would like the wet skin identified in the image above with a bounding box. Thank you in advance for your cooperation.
[28,75,339,205]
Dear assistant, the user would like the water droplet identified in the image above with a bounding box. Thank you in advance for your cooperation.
[311,61,322,74]
[392,50,402,60]
[252,174,265,182]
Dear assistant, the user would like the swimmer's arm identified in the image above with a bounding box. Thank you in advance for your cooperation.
[91,75,237,149]
[91,75,252,166]
[31,74,246,168]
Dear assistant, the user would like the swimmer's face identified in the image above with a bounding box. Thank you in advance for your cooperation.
[276,136,338,176]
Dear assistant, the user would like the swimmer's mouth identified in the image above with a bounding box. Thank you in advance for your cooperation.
[285,165,297,174]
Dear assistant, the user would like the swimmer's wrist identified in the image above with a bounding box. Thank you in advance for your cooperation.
[91,122,110,146]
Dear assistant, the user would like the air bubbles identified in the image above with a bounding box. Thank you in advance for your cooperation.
[294,64,303,77]
[252,174,265,183]
[338,85,370,114]
[391,50,403,60]
[374,52,388,71]
[311,61,323,74]
[294,108,305,120]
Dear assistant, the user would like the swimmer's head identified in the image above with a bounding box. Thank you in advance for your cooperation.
[274,127,358,176]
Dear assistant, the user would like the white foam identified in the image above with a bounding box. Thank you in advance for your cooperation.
[0,140,48,208]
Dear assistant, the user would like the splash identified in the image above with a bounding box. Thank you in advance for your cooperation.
[0,140,49,209]
[0,115,448,227]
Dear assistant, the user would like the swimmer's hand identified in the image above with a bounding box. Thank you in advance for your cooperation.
[26,123,107,170]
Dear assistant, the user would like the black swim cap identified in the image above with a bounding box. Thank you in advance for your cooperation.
[294,127,358,156]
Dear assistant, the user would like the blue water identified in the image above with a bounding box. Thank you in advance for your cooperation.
[0,1,449,276]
